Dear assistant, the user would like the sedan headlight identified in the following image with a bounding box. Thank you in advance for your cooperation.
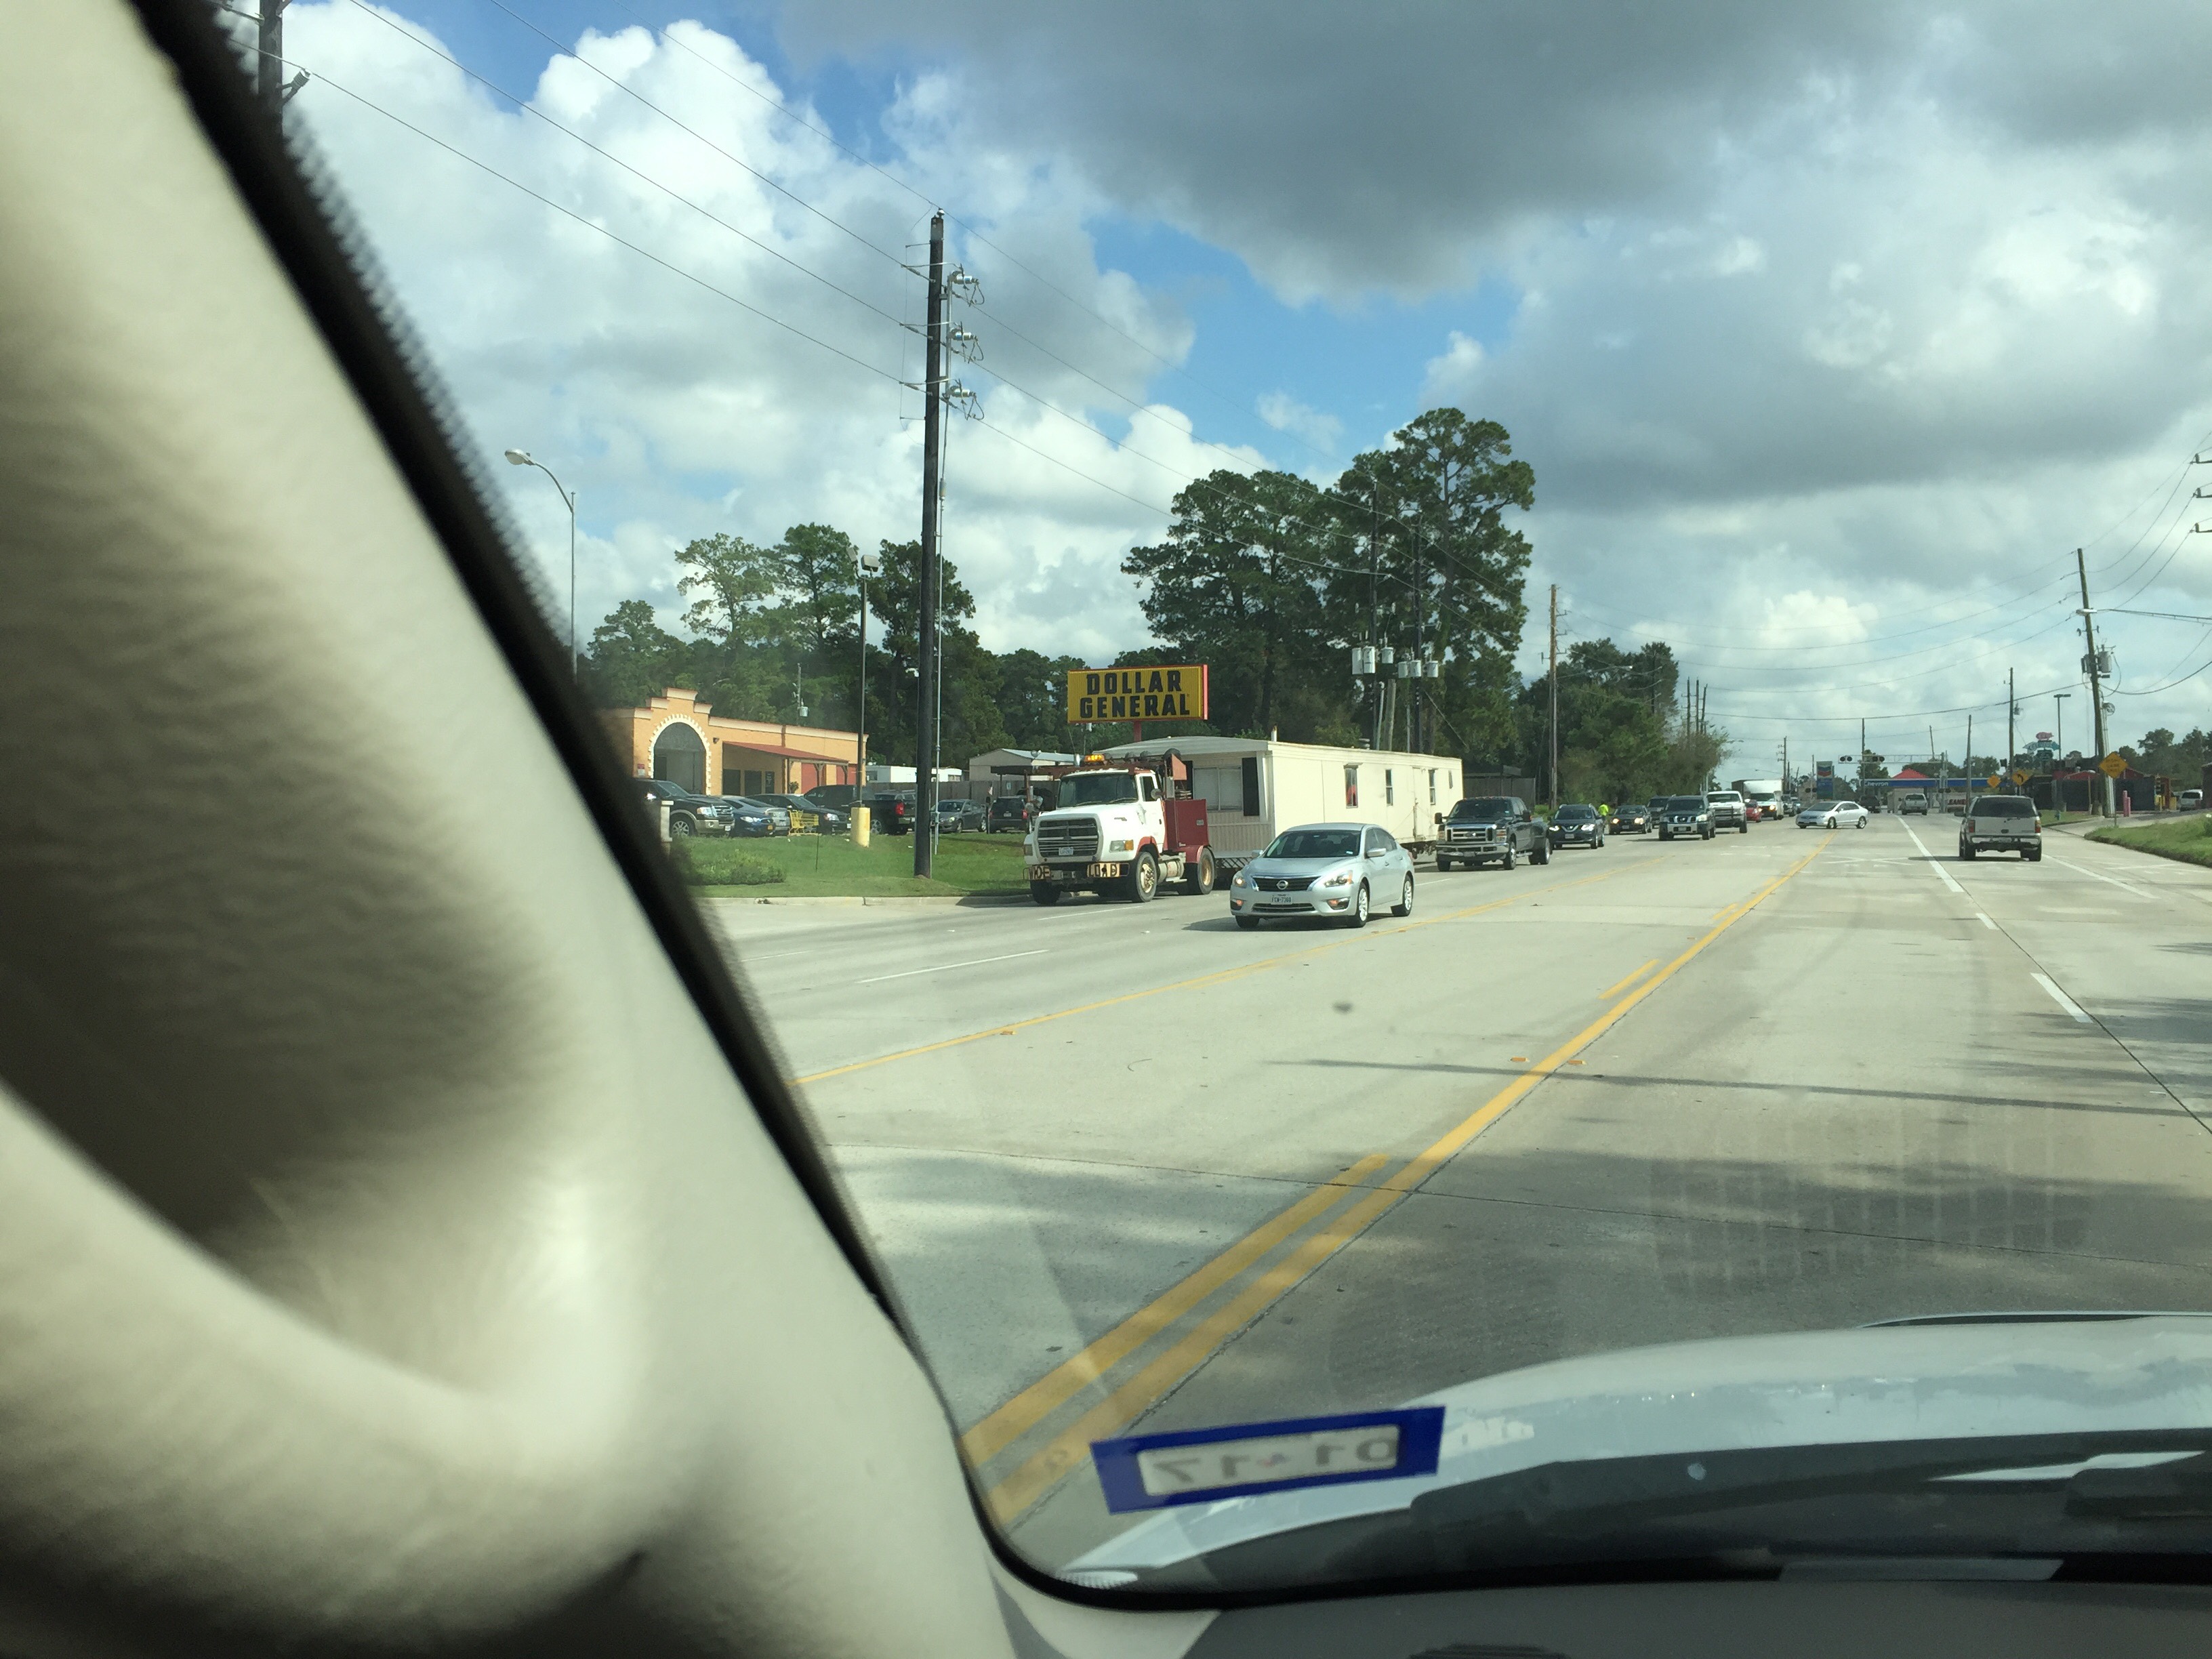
[1231,871,1249,886]
[1317,869,1353,888]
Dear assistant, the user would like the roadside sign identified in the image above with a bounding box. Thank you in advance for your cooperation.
[1066,664,1209,723]
[1986,775,2001,788]
[2011,769,2030,785]
[2099,753,2127,779]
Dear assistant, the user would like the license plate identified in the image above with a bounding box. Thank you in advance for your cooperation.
[1087,862,1122,878]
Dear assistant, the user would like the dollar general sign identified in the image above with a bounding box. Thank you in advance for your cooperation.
[1067,665,1210,722]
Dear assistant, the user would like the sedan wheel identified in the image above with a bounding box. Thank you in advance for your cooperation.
[1391,874,1414,917]
[1347,882,1370,928]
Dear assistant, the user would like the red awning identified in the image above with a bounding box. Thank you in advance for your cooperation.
[719,741,849,760]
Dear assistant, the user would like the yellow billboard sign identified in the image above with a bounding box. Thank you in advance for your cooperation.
[1067,665,1210,723]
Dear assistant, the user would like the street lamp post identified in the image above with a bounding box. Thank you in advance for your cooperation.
[504,449,577,674]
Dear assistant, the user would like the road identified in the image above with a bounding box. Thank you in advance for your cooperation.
[707,814,2212,1567]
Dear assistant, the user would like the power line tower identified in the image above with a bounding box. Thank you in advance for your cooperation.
[914,213,947,878]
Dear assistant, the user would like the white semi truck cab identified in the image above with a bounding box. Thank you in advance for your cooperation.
[1024,753,1216,905]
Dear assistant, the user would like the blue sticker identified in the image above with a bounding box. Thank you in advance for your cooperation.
[1092,1406,1446,1513]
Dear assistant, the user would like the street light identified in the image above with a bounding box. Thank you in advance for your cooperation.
[504,449,577,675]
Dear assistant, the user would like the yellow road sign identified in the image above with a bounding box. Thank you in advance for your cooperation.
[2100,752,2128,779]
[1987,775,2002,789]
[2011,769,2030,785]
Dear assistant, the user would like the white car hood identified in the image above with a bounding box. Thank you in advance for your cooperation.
[1068,1317,2212,1574]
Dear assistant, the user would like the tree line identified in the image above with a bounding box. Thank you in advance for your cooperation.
[578,407,1725,802]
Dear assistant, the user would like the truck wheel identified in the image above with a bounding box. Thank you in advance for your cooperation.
[1184,846,1216,896]
[1346,882,1370,928]
[1126,850,1159,903]
[1959,844,1975,861]
[1532,838,1549,865]
[1029,882,1062,905]
[669,817,695,838]
[1740,822,1749,834]
[1435,855,1452,872]
[1392,874,1414,917]
[1500,842,1516,871]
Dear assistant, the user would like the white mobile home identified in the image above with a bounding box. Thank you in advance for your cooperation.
[1099,735,1462,865]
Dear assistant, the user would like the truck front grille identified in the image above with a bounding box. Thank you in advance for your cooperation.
[1036,816,1099,859]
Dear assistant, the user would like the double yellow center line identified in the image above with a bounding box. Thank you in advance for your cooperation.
[970,839,1828,1523]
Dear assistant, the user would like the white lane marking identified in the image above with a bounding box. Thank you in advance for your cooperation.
[1976,912,1996,929]
[1900,821,1965,893]
[2032,972,2093,1024]
[859,948,1048,985]
[2053,859,2153,899]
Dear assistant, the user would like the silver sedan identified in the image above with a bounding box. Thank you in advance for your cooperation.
[1227,822,1416,930]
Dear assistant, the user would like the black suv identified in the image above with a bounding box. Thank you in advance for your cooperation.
[634,777,733,838]
[987,796,1038,834]
[1435,796,1550,871]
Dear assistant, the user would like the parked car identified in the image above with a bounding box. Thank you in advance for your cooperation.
[934,797,987,832]
[1435,796,1550,871]
[2180,789,2204,811]
[1798,800,1870,830]
[1610,803,1651,834]
[1959,795,2041,861]
[987,796,1039,834]
[1549,803,1606,851]
[802,783,860,811]
[634,777,731,838]
[1228,823,1415,930]
[729,796,792,836]
[1704,790,1749,833]
[757,792,837,832]
[863,790,918,836]
[1659,796,1714,841]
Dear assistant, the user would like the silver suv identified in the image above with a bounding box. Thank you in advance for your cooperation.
[1959,795,2041,861]
[1704,790,1748,833]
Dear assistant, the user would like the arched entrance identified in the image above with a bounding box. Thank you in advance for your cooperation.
[652,721,707,794]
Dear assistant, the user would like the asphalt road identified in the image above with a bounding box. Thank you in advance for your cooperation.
[708,813,2212,1567]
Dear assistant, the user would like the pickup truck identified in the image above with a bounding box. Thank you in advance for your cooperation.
[1435,796,1550,871]
[1704,790,1749,832]
[1959,795,2041,861]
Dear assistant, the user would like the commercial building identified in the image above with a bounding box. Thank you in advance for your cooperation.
[602,687,861,797]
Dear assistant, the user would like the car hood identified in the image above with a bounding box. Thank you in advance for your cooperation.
[1241,857,1358,880]
[1067,1316,2212,1575]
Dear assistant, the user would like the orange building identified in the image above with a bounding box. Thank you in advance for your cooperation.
[602,687,862,797]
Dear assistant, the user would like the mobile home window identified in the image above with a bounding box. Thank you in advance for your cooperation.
[1429,769,1437,804]
[1240,756,1261,817]
[1385,769,1395,805]
[1344,764,1359,808]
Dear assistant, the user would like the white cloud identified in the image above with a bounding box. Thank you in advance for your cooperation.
[1254,391,1340,454]
[283,4,1206,658]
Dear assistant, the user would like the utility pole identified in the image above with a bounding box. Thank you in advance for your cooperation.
[2007,667,2016,793]
[1964,715,1972,806]
[256,1,308,117]
[914,212,946,878]
[2076,547,2112,817]
[1547,584,1559,808]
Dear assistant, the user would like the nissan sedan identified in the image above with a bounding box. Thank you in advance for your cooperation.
[1229,823,1414,930]
[1798,801,1870,829]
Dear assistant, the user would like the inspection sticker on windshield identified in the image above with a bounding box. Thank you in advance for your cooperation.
[1091,1406,1446,1513]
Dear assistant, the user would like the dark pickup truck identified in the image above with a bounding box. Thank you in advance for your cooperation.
[1435,796,1551,871]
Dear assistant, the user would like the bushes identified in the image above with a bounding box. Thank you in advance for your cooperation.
[669,840,786,886]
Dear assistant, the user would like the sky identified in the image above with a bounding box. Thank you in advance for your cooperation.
[266,0,2212,774]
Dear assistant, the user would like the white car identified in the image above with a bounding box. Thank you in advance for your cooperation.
[1797,801,1870,829]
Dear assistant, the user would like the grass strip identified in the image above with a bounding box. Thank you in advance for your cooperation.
[2085,816,2212,869]
[685,829,1031,897]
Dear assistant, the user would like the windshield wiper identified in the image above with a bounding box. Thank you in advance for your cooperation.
[1124,1431,2212,1593]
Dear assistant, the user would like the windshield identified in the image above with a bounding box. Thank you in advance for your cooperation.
[276,0,2212,1607]
[1057,773,1141,806]
[1264,830,1361,860]
[1450,798,1516,820]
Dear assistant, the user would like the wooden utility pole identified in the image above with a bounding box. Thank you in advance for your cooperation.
[1547,583,1559,807]
[2077,548,2111,816]
[915,213,945,877]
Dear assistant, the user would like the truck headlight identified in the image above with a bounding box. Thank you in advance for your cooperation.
[1108,838,1134,854]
